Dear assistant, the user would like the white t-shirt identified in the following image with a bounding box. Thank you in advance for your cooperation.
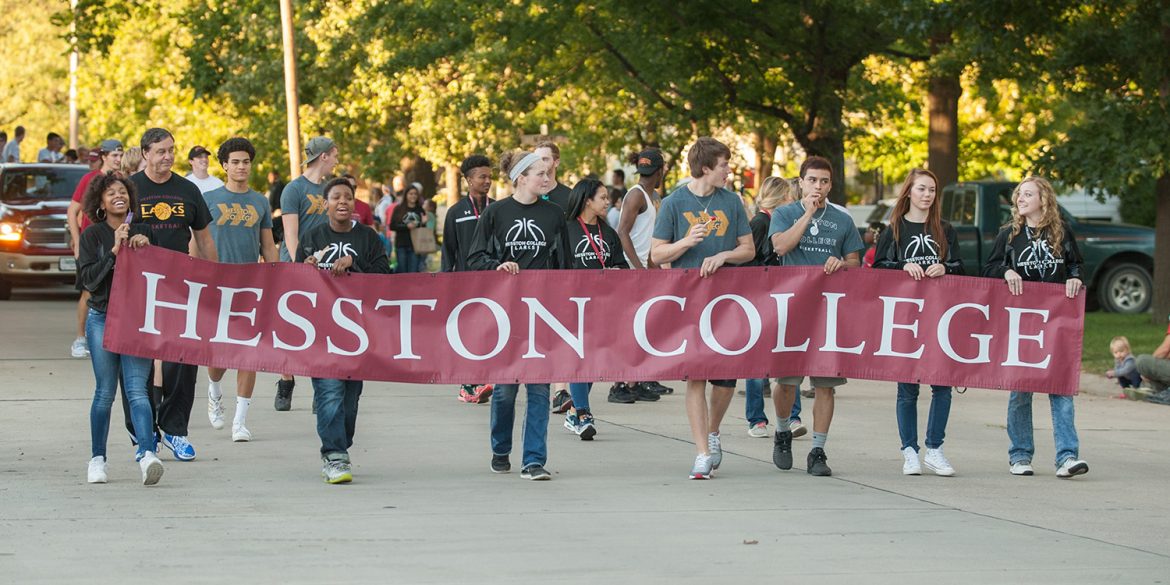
[37,148,64,163]
[186,172,226,194]
[2,141,21,163]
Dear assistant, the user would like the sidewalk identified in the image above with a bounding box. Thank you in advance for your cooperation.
[1,297,1168,583]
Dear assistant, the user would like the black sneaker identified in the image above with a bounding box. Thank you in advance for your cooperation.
[551,389,573,414]
[631,383,661,402]
[490,454,511,473]
[607,383,636,404]
[772,430,793,470]
[807,448,832,476]
[1148,388,1170,405]
[520,464,551,480]
[274,380,294,411]
[643,381,674,395]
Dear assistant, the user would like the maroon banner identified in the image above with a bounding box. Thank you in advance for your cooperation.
[104,246,1084,394]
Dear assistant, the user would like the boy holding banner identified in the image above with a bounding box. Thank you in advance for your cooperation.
[650,137,754,479]
[768,156,865,477]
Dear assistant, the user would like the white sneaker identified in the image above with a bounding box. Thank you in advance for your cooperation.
[748,422,769,438]
[1056,458,1088,479]
[923,448,955,476]
[87,456,107,483]
[139,451,164,486]
[689,454,713,479]
[902,446,921,475]
[789,420,808,439]
[70,337,89,358]
[707,433,722,470]
[232,423,252,442]
[1010,461,1034,476]
[208,394,225,430]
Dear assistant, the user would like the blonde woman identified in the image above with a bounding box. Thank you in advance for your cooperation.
[983,176,1087,479]
[120,146,145,176]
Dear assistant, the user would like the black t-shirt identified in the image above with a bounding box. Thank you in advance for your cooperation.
[466,196,565,271]
[296,222,391,274]
[441,194,491,272]
[129,172,211,253]
[389,203,427,251]
[543,182,572,213]
[873,217,963,273]
[745,210,778,266]
[78,222,155,312]
[983,223,1083,283]
[561,218,629,270]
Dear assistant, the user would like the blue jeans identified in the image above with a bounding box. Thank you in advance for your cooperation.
[87,309,155,459]
[491,383,550,469]
[569,382,592,412]
[1007,391,1079,467]
[396,247,424,273]
[896,383,951,451]
[745,379,801,427]
[312,378,363,460]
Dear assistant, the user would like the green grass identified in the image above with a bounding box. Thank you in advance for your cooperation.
[1081,312,1166,373]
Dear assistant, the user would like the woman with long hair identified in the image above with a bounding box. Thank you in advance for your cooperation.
[874,168,963,476]
[559,178,629,440]
[982,175,1087,479]
[77,172,164,485]
[389,183,429,273]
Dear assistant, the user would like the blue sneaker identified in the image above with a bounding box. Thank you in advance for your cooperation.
[576,412,597,441]
[563,411,580,433]
[162,433,196,461]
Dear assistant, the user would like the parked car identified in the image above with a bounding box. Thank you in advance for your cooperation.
[0,164,87,299]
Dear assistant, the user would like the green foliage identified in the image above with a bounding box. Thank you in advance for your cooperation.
[1,0,72,140]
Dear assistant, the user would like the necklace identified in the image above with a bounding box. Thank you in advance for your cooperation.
[809,204,828,236]
[691,188,715,217]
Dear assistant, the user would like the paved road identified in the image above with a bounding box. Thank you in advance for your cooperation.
[1,293,1168,584]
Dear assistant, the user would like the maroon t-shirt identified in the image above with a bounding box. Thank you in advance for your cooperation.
[72,169,102,231]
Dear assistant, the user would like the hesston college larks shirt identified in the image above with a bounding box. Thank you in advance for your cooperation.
[466,197,564,271]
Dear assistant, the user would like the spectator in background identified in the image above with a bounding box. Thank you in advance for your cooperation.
[0,131,7,159]
[342,174,375,226]
[38,133,66,163]
[1136,315,1170,405]
[185,146,225,194]
[1105,336,1143,398]
[3,126,24,162]
[64,149,79,163]
[610,168,627,202]
[121,147,145,175]
[267,171,285,244]
[863,222,886,267]
[534,140,572,211]
[389,183,429,273]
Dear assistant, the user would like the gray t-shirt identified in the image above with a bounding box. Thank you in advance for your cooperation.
[768,201,865,266]
[652,185,750,269]
[204,187,273,264]
[279,175,328,261]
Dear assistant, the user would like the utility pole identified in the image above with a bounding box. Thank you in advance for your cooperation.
[68,0,79,149]
[280,0,302,177]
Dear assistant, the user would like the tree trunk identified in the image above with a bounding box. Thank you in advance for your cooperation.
[1154,172,1170,323]
[753,128,777,186]
[445,164,460,207]
[927,32,960,189]
[399,155,437,202]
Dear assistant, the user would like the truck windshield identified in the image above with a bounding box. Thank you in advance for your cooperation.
[1,167,88,203]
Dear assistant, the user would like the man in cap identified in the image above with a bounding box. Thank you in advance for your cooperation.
[66,138,126,358]
[185,145,225,194]
[274,136,339,411]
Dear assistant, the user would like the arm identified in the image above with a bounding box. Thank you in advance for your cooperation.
[366,229,392,274]
[192,227,218,262]
[259,229,278,262]
[67,201,83,258]
[617,190,647,269]
[440,208,458,272]
[942,224,964,274]
[282,213,301,260]
[77,230,116,293]
[465,210,501,271]
[651,224,706,265]
[770,201,817,257]
[981,230,1012,278]
[699,233,755,277]
[1062,225,1084,280]
[389,208,410,231]
[1154,334,1170,360]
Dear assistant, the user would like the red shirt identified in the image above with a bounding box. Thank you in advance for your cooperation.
[72,169,102,232]
[354,198,374,226]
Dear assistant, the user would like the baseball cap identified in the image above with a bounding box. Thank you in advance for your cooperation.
[303,136,336,166]
[635,149,664,175]
[188,145,212,160]
[98,139,123,153]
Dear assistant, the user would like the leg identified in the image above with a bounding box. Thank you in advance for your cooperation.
[1006,391,1035,464]
[490,384,519,456]
[1048,394,1079,468]
[707,383,735,435]
[896,383,920,451]
[208,367,227,383]
[120,354,157,458]
[75,292,88,338]
[342,380,363,451]
[312,378,349,459]
[157,362,196,437]
[568,382,592,413]
[86,310,119,459]
[1136,355,1170,389]
[521,384,551,468]
[812,387,835,434]
[685,380,711,455]
[745,378,768,427]
[772,383,797,431]
[236,370,256,399]
[924,386,952,450]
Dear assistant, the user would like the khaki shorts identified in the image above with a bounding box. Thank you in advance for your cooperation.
[772,376,847,389]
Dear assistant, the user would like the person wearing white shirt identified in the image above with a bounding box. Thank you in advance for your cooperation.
[37,133,66,163]
[184,145,225,194]
[3,126,25,163]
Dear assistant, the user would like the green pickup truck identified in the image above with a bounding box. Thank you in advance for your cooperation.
[941,181,1154,313]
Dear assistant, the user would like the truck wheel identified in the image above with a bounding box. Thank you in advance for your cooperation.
[0,279,11,301]
[1097,263,1153,313]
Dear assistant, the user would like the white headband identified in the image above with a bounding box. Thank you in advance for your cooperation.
[508,152,542,183]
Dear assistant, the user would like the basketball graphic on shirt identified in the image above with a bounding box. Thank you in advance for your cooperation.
[574,232,610,263]
[504,218,548,256]
[319,242,356,269]
[141,201,186,221]
[1018,238,1059,278]
[905,233,939,263]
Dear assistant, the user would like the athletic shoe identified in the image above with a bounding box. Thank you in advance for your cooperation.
[789,419,808,438]
[139,451,164,486]
[1010,461,1034,476]
[707,432,723,470]
[902,446,921,475]
[551,389,573,414]
[690,454,713,479]
[471,384,494,403]
[520,464,551,480]
[607,383,636,404]
[773,430,793,470]
[87,456,107,484]
[1056,458,1088,479]
[1147,388,1170,405]
[491,454,511,473]
[631,383,661,402]
[748,422,769,438]
[208,394,225,430]
[807,448,832,476]
[274,380,294,411]
[564,411,580,433]
[457,385,476,403]
[322,459,352,484]
[576,412,597,441]
[70,336,89,358]
[232,424,252,442]
[161,433,196,461]
[923,448,955,476]
[644,381,673,395]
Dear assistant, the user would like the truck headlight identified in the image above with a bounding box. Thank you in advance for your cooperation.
[0,221,23,242]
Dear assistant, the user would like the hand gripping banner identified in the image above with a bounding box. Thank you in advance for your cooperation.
[104,247,1084,394]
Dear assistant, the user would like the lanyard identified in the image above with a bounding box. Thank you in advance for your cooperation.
[468,195,485,218]
[577,217,607,269]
